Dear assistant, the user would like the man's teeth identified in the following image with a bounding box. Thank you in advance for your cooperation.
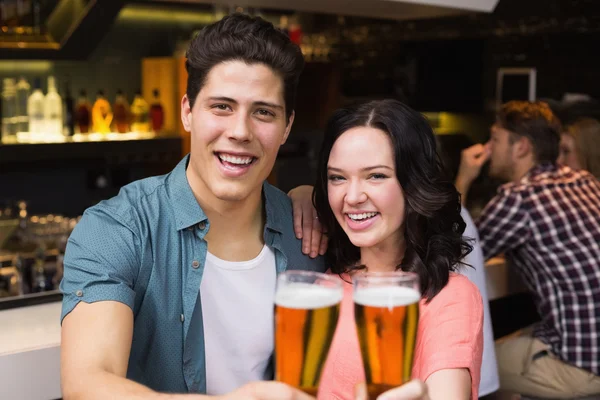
[347,212,378,221]
[219,154,254,165]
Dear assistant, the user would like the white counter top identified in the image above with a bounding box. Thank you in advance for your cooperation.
[0,301,62,400]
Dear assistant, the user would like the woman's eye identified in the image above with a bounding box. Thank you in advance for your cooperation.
[369,173,387,180]
[328,175,344,182]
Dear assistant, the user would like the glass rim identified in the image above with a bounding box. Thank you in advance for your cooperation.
[351,270,419,285]
[278,270,342,286]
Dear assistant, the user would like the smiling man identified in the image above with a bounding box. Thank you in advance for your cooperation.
[59,14,323,400]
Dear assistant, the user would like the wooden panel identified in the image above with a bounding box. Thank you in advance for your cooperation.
[177,56,191,157]
[141,57,178,135]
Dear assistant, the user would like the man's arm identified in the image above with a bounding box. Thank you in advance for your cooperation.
[476,189,530,260]
[61,300,177,399]
[61,301,314,400]
[455,144,491,206]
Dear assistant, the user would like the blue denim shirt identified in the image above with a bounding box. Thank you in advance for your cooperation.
[60,155,325,393]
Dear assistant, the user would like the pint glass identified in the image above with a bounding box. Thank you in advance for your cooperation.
[353,272,420,399]
[275,270,343,395]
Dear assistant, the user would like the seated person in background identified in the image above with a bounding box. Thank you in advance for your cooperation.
[558,117,600,179]
[455,101,600,398]
[310,99,484,400]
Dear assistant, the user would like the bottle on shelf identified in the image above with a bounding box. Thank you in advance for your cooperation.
[112,89,130,133]
[44,76,63,137]
[130,90,150,133]
[63,81,75,136]
[15,77,31,133]
[27,77,45,139]
[150,88,164,133]
[91,90,113,133]
[75,89,91,134]
[1,78,18,139]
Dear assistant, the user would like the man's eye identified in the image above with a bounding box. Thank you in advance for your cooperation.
[257,109,275,117]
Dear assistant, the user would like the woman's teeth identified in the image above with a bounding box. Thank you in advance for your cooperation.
[347,212,378,221]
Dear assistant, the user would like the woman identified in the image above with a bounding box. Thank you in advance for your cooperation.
[311,100,483,400]
[557,117,600,179]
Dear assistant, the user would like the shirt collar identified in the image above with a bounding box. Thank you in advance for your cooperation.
[167,155,208,231]
[521,162,557,183]
[167,155,284,234]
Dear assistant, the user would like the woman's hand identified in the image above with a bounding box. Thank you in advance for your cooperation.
[354,380,430,400]
[288,185,328,258]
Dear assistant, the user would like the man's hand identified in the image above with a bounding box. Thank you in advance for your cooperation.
[288,185,328,258]
[354,381,430,400]
[218,382,314,400]
[455,143,491,205]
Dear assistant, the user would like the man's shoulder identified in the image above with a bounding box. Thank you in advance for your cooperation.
[86,173,169,225]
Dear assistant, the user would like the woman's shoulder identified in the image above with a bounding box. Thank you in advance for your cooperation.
[420,273,483,314]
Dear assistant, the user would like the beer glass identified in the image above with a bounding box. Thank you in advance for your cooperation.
[275,270,343,395]
[353,271,420,399]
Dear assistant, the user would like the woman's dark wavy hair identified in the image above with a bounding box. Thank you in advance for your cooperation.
[313,99,472,301]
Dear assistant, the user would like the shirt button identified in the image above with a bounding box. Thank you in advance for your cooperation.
[192,260,200,269]
[198,221,206,230]
[180,314,185,322]
[75,290,83,297]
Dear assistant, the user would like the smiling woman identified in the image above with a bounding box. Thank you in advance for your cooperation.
[313,99,483,400]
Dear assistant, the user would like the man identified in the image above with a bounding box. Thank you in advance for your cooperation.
[60,14,324,399]
[455,101,600,398]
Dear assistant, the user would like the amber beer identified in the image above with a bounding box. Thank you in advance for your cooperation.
[275,271,343,395]
[353,273,420,399]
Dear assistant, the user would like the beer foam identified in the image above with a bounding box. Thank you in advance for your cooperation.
[354,286,420,307]
[275,283,343,309]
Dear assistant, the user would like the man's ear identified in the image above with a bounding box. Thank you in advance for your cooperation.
[181,94,192,132]
[514,135,533,159]
[282,111,295,145]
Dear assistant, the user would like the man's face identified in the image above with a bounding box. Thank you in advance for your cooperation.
[181,61,293,203]
[488,123,517,181]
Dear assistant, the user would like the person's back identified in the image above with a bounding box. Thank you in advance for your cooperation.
[479,162,600,377]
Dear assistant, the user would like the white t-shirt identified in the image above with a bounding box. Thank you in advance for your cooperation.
[200,245,277,395]
[460,207,500,396]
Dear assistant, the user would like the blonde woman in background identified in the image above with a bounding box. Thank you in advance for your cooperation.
[558,118,600,179]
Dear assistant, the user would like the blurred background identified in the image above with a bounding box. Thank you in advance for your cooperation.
[1,0,599,332]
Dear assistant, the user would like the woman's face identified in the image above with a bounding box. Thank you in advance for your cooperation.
[326,126,405,250]
[558,133,582,170]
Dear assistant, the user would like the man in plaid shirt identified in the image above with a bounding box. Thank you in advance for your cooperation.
[456,101,600,398]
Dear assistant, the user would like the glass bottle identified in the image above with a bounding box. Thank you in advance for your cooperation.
[91,90,113,133]
[150,88,164,133]
[75,90,91,134]
[63,81,75,136]
[1,78,18,139]
[130,90,150,132]
[112,89,130,133]
[44,76,63,137]
[27,77,45,139]
[15,77,30,133]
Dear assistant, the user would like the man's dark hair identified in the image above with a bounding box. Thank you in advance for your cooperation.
[497,101,563,164]
[185,13,304,122]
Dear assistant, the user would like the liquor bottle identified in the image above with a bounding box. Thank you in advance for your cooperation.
[75,90,91,134]
[44,76,63,137]
[27,77,45,138]
[150,88,164,133]
[130,90,149,132]
[15,77,30,133]
[91,90,113,133]
[112,89,130,133]
[1,78,17,139]
[63,81,75,136]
